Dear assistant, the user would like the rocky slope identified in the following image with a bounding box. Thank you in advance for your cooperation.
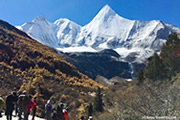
[56,49,132,80]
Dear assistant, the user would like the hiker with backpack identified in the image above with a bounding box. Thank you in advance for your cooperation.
[45,100,52,120]
[31,96,37,120]
[17,90,30,120]
[5,91,17,120]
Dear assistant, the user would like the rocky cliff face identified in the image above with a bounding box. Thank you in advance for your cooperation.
[57,49,132,80]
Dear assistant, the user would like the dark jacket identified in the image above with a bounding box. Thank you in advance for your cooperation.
[5,94,16,114]
[57,105,65,120]
[52,109,57,120]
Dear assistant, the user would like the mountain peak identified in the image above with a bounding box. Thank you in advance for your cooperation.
[89,4,129,24]
[98,5,116,18]
[32,16,47,23]
[102,4,114,12]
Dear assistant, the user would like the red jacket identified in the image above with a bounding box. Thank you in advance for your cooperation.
[63,109,68,120]
[27,103,32,113]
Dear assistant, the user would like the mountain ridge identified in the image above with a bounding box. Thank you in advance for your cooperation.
[17,5,180,63]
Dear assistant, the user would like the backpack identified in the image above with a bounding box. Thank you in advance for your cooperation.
[46,103,52,112]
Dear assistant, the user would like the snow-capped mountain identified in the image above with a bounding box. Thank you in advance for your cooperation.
[54,18,81,47]
[17,16,57,46]
[17,5,180,63]
[17,16,81,48]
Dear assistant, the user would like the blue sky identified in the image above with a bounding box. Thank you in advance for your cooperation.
[0,0,180,27]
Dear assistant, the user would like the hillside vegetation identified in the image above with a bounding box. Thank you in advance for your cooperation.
[0,20,104,119]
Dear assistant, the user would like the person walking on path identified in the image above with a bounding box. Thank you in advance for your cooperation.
[31,96,37,120]
[0,96,5,117]
[15,91,21,117]
[17,90,29,120]
[45,100,52,120]
[88,103,93,118]
[63,107,69,120]
[5,91,17,120]
[12,89,18,117]
[57,103,65,120]
[52,108,57,120]
[27,95,33,120]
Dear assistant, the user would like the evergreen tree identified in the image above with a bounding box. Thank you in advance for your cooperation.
[160,33,180,79]
[94,87,103,112]
[136,69,144,85]
[145,53,167,81]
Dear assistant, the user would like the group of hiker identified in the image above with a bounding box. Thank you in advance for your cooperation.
[0,90,93,120]
[44,100,93,120]
[44,100,69,120]
[0,90,37,120]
